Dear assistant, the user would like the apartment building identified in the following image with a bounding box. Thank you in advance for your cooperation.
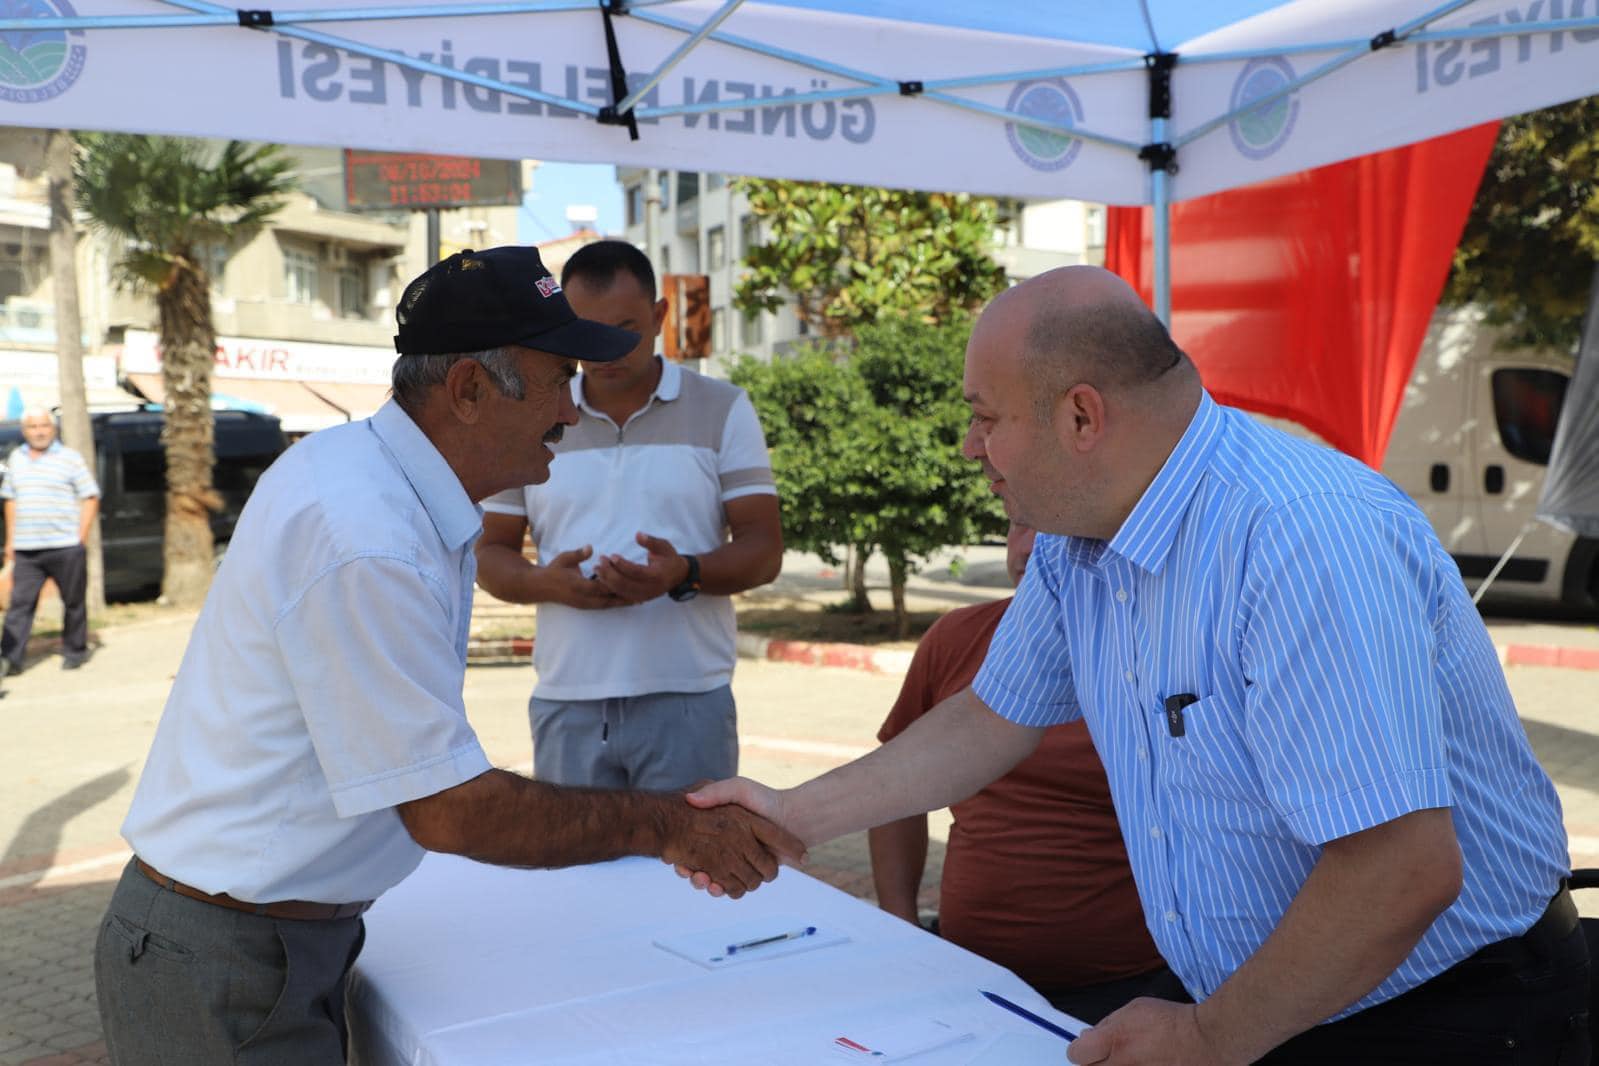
[0,142,530,434]
[616,166,1107,375]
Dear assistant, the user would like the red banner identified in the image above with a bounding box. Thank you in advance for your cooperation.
[1106,124,1500,468]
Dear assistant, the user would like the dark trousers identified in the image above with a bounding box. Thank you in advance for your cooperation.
[1045,965,1183,1026]
[94,860,366,1066]
[3,544,88,663]
[1141,892,1591,1064]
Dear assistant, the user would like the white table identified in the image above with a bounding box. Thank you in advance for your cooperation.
[347,853,1086,1065]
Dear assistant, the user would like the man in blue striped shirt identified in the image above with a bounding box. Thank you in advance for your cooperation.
[687,267,1585,1063]
[2,408,99,677]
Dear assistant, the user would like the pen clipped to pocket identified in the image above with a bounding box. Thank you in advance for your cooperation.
[1163,693,1199,738]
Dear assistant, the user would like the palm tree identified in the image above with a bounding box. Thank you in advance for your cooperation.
[75,135,295,606]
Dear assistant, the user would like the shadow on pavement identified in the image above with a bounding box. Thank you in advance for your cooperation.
[1,767,130,871]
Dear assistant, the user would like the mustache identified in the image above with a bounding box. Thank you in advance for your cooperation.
[543,423,565,444]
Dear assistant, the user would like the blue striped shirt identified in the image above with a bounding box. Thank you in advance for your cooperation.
[1,441,99,550]
[972,391,1568,1017]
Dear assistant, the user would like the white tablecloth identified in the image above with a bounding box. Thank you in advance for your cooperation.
[347,853,1085,1065]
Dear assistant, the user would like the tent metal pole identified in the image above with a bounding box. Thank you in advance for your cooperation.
[1152,116,1172,326]
[614,0,747,117]
[1472,520,1534,606]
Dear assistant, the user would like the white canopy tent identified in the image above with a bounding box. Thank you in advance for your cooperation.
[1,0,1597,319]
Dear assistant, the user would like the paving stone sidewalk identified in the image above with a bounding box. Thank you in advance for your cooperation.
[4,578,1599,1065]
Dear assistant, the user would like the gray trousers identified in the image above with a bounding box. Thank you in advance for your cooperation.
[94,859,365,1066]
[530,684,738,790]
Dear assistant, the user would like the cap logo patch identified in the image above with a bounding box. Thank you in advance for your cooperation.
[535,276,561,298]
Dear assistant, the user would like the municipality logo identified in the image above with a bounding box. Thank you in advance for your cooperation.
[1005,79,1084,173]
[0,0,87,104]
[1228,57,1299,160]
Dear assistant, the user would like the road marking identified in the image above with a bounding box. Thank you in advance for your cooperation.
[0,848,132,892]
[741,735,874,760]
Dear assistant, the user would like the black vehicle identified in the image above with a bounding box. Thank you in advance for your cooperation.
[0,408,287,599]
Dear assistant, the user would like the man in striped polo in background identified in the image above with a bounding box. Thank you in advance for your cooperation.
[2,406,99,678]
[687,265,1586,1064]
[475,240,783,792]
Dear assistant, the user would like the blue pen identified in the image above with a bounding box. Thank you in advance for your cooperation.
[725,925,816,955]
[981,990,1080,1041]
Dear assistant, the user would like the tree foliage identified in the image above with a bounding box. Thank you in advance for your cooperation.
[1444,97,1599,351]
[76,135,295,605]
[732,317,1006,636]
[732,180,1007,337]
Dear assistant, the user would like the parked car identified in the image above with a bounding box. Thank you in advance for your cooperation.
[1384,309,1595,616]
[0,407,288,599]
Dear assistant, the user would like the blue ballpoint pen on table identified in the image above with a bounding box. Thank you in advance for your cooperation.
[981,990,1081,1041]
[725,925,817,955]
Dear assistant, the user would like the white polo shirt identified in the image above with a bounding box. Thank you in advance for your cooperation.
[122,401,492,904]
[484,358,776,700]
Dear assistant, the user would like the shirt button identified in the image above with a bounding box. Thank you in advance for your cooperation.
[1137,746,1148,761]
[1165,910,1178,923]
[1116,588,1128,602]
[1123,669,1135,683]
[1149,826,1162,840]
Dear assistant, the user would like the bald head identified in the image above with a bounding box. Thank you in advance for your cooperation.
[987,266,1188,418]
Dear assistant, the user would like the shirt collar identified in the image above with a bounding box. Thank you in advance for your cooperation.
[24,439,63,458]
[573,356,680,414]
[368,400,483,551]
[1067,390,1225,577]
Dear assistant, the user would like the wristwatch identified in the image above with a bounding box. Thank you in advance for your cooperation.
[667,554,701,602]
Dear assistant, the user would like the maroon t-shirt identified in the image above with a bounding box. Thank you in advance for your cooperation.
[878,597,1162,989]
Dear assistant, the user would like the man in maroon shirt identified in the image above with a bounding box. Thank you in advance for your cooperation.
[869,522,1170,1023]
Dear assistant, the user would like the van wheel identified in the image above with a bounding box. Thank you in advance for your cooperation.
[1562,537,1599,616]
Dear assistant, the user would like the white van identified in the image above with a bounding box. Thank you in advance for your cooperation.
[1382,308,1595,615]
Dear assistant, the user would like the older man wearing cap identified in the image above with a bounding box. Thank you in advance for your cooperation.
[94,247,805,1066]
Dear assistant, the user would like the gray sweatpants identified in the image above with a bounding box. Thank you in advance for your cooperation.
[530,684,738,790]
[94,859,365,1066]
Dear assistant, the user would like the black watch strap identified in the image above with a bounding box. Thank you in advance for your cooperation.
[668,554,701,602]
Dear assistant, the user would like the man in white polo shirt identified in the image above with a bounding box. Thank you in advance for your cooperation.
[95,247,802,1066]
[1,406,99,676]
[476,240,782,791]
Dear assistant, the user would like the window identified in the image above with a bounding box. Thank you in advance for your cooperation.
[284,248,318,305]
[337,266,367,319]
[707,225,726,270]
[120,448,165,494]
[658,171,671,210]
[1085,205,1107,249]
[676,171,700,205]
[659,246,671,275]
[625,184,645,227]
[707,172,726,191]
[739,309,763,348]
[739,214,760,258]
[1491,368,1569,466]
[711,307,727,354]
[201,242,229,289]
[214,453,279,493]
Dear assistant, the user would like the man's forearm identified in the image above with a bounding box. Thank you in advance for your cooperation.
[785,687,1041,846]
[78,498,99,544]
[696,525,782,596]
[399,768,673,867]
[475,545,562,604]
[868,815,930,922]
[1191,808,1464,1063]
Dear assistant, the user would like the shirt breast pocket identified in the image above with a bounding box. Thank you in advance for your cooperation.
[1158,694,1263,816]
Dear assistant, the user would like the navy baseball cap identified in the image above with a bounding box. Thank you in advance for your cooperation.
[394,245,637,360]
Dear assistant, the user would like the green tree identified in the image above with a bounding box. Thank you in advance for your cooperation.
[1444,97,1599,351]
[733,317,1006,637]
[76,135,295,606]
[733,180,1007,337]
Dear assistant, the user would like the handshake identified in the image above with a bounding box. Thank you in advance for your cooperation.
[663,777,804,899]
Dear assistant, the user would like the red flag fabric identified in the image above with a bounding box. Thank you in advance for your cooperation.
[1105,124,1500,468]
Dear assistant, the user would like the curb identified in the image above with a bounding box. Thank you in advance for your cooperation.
[465,635,1599,675]
[1499,643,1599,672]
[734,632,913,674]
